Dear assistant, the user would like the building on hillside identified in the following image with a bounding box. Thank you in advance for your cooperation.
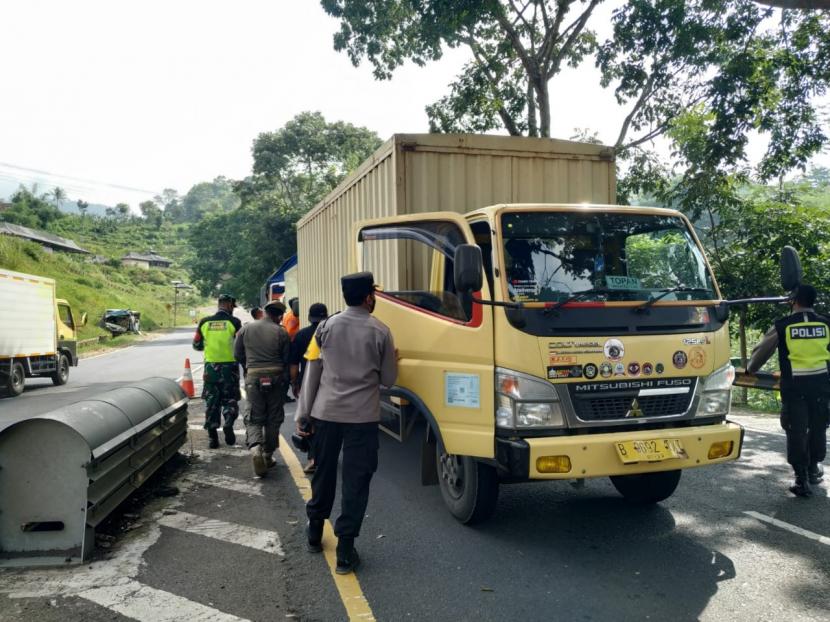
[0,202,11,213]
[121,250,173,269]
[0,221,90,254]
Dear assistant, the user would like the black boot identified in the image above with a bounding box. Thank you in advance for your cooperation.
[208,428,219,449]
[789,475,813,498]
[223,426,236,446]
[335,537,360,574]
[808,463,824,485]
[307,519,324,553]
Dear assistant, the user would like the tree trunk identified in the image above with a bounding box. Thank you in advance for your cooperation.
[738,307,748,405]
[527,82,538,137]
[537,80,551,137]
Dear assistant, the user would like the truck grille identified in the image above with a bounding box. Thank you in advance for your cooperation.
[569,383,696,422]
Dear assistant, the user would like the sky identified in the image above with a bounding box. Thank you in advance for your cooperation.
[0,1,827,208]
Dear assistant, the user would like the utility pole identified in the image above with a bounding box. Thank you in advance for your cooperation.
[171,281,192,327]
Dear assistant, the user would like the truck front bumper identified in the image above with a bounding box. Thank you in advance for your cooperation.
[496,421,744,480]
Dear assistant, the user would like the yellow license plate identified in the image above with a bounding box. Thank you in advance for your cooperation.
[615,438,686,464]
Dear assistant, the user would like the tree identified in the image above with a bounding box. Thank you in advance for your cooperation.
[115,203,131,220]
[2,187,64,229]
[76,199,89,218]
[323,1,830,183]
[178,177,239,223]
[154,188,183,222]
[187,112,382,304]
[139,200,163,229]
[50,186,66,210]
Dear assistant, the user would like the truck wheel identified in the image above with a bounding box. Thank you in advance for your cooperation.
[610,469,682,504]
[5,362,25,397]
[51,354,70,386]
[436,441,499,524]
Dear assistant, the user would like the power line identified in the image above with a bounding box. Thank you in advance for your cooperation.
[0,162,160,195]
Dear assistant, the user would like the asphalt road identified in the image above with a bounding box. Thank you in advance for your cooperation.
[0,327,199,427]
[1,329,828,621]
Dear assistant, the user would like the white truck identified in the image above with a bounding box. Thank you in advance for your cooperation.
[0,268,84,397]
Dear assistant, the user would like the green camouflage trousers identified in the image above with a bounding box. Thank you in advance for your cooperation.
[203,362,241,430]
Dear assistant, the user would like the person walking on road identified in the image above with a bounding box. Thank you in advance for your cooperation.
[193,294,243,449]
[296,273,397,574]
[748,284,830,497]
[290,302,328,474]
[234,300,291,477]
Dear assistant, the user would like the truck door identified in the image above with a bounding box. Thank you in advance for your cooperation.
[356,214,496,459]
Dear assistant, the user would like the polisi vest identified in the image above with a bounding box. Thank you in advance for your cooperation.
[200,316,237,363]
[775,310,830,387]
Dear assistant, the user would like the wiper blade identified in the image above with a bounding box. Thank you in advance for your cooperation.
[545,288,614,314]
[636,287,712,311]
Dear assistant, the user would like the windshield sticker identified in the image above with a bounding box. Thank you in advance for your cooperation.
[614,363,625,376]
[510,279,539,300]
[690,347,706,369]
[603,339,625,361]
[627,362,641,376]
[642,362,654,375]
[682,337,709,346]
[606,275,641,290]
[445,373,480,408]
[672,351,688,369]
[583,363,598,379]
[548,365,583,380]
[656,363,665,374]
[600,363,613,378]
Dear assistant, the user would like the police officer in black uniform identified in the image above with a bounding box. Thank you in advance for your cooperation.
[748,284,830,497]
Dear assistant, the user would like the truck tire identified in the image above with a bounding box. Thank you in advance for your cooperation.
[51,354,70,386]
[436,441,499,524]
[610,469,682,504]
[5,361,25,397]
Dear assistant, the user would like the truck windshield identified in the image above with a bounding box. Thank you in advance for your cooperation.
[500,211,716,304]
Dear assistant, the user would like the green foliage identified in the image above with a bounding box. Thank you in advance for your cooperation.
[174,178,239,223]
[187,111,382,305]
[0,236,202,337]
[1,187,65,228]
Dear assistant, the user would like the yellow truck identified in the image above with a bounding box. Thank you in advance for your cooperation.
[297,134,747,523]
[0,268,85,397]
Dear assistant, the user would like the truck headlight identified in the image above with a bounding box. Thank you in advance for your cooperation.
[696,363,735,417]
[495,368,565,429]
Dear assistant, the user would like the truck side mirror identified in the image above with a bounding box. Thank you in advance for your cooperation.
[80,312,88,327]
[454,244,483,294]
[780,246,802,292]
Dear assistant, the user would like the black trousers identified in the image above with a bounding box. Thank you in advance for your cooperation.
[306,419,379,539]
[782,391,829,475]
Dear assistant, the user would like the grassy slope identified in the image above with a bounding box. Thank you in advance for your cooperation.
[0,218,205,339]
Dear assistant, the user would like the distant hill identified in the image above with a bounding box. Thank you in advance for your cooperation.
[0,178,124,217]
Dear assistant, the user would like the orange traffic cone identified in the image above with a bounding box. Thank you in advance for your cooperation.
[180,358,196,398]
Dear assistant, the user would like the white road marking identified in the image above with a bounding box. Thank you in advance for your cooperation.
[184,473,264,496]
[81,345,137,361]
[78,580,248,622]
[176,363,204,383]
[744,511,830,546]
[158,511,284,555]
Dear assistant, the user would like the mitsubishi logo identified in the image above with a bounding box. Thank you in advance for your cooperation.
[626,398,644,418]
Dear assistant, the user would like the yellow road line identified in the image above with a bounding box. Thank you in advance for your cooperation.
[277,438,376,621]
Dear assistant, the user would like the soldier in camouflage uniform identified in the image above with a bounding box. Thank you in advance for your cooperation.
[193,294,242,448]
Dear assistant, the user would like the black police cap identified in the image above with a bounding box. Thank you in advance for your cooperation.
[341,272,376,299]
[308,302,328,322]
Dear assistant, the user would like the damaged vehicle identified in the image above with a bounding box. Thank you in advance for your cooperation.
[99,309,141,336]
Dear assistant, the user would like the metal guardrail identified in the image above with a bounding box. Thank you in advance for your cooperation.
[0,377,188,567]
